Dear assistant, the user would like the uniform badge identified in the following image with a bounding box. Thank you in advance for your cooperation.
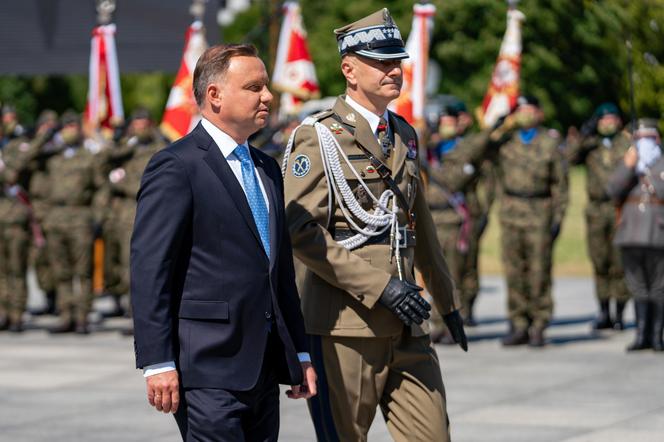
[109,167,126,184]
[346,113,356,123]
[365,165,376,174]
[407,139,417,159]
[462,163,475,175]
[19,142,30,152]
[292,154,311,178]
[330,123,344,135]
[64,147,76,159]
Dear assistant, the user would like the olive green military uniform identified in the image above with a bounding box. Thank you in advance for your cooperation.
[284,97,458,442]
[0,135,40,327]
[566,131,631,303]
[42,143,101,326]
[427,130,494,329]
[105,132,165,297]
[495,128,568,332]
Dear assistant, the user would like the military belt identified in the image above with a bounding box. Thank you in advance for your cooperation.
[504,189,551,199]
[625,196,664,206]
[334,227,416,248]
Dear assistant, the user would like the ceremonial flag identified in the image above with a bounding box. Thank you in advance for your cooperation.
[272,1,319,118]
[390,3,436,127]
[161,21,208,141]
[85,24,124,131]
[477,7,526,128]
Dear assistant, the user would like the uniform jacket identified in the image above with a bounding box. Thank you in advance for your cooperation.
[284,96,457,338]
[566,131,631,202]
[130,122,307,390]
[427,130,494,225]
[607,156,664,248]
[495,128,568,229]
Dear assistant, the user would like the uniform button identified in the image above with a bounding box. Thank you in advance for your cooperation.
[265,312,272,319]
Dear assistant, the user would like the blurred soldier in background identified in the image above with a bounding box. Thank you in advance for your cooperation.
[104,107,166,335]
[607,119,664,352]
[28,110,60,316]
[426,102,494,343]
[494,96,568,347]
[40,111,102,334]
[566,103,631,330]
[0,108,46,331]
[1,104,26,143]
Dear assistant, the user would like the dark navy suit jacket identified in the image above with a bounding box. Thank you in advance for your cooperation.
[130,122,307,390]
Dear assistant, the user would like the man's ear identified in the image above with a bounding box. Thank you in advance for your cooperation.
[340,56,357,86]
[207,83,222,108]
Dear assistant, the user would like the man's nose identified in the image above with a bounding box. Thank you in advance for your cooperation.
[262,87,274,104]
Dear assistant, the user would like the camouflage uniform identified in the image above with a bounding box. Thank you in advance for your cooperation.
[0,135,40,329]
[566,131,631,308]
[41,139,101,329]
[427,130,493,330]
[495,128,568,335]
[105,131,165,298]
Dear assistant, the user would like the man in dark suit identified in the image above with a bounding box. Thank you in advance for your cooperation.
[130,44,316,441]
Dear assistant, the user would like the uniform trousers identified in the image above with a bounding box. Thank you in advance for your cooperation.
[308,329,450,442]
[500,222,554,331]
[621,247,664,301]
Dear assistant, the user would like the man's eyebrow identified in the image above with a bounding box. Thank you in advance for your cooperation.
[242,76,269,87]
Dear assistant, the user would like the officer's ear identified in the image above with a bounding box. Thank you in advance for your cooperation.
[341,55,357,86]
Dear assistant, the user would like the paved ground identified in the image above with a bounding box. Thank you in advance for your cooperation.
[1,276,663,441]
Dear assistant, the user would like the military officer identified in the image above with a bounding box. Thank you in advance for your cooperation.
[607,119,664,352]
[40,111,102,334]
[283,9,466,441]
[104,107,166,334]
[494,96,568,347]
[566,103,631,330]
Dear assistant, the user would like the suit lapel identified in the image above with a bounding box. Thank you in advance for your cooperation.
[199,127,265,256]
[333,97,384,160]
[254,150,279,269]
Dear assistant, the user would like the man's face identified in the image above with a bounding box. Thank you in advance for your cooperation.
[130,118,153,140]
[597,114,621,136]
[438,115,458,140]
[457,112,473,135]
[514,104,541,129]
[344,55,403,106]
[215,56,273,136]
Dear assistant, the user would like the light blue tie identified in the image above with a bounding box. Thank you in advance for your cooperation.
[234,145,270,257]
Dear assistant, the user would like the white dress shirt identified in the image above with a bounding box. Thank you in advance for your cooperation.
[345,95,391,139]
[143,118,309,377]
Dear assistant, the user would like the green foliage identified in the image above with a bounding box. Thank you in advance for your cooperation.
[1,0,662,132]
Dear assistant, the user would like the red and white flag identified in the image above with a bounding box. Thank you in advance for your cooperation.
[390,3,436,127]
[272,1,319,118]
[86,24,124,131]
[477,7,526,128]
[161,21,208,142]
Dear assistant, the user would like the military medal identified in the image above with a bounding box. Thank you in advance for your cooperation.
[365,165,376,174]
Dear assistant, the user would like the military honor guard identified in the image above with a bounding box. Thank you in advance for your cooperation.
[283,9,466,441]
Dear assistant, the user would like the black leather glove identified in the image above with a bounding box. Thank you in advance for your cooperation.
[443,310,468,352]
[476,213,489,237]
[551,222,561,241]
[378,277,431,326]
[580,115,599,138]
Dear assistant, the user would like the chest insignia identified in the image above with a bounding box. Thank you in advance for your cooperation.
[407,139,417,159]
[345,112,356,123]
[330,122,344,135]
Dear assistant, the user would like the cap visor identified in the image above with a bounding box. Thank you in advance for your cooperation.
[355,46,409,61]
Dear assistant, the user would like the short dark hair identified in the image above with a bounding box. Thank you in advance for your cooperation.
[192,44,258,106]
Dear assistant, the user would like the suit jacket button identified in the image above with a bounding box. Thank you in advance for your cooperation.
[265,312,272,319]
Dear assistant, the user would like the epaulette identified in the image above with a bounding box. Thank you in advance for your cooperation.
[301,109,334,126]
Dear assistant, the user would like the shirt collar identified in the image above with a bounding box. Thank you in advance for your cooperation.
[344,95,389,135]
[201,117,248,159]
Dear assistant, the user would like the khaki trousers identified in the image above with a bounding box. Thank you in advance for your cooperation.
[308,331,450,442]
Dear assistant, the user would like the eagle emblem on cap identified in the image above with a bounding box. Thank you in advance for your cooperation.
[383,8,395,26]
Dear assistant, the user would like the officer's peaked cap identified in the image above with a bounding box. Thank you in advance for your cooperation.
[635,118,660,137]
[334,8,409,61]
[517,95,540,108]
[37,109,58,126]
